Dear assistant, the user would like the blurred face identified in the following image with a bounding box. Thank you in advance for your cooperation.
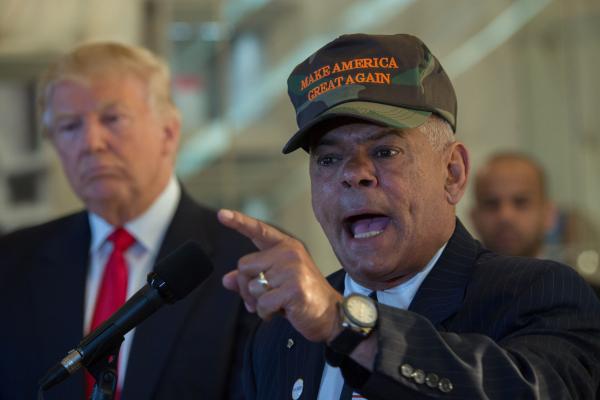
[46,73,179,223]
[471,159,550,257]
[309,123,459,289]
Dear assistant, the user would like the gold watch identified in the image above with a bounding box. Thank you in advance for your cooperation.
[329,293,378,355]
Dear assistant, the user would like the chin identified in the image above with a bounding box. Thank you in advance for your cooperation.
[82,183,128,203]
[345,256,394,276]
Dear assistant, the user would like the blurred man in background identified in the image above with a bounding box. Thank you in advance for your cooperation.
[0,42,256,400]
[471,152,554,258]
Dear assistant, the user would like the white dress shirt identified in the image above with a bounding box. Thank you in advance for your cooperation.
[84,176,181,390]
[317,243,447,400]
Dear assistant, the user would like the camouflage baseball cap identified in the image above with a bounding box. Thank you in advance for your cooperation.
[283,33,456,153]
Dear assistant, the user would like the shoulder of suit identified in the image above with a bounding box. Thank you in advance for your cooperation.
[0,211,88,286]
[176,191,230,232]
[470,251,590,299]
[0,211,87,248]
[475,251,574,275]
[176,193,258,255]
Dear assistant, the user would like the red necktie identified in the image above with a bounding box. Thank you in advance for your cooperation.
[85,228,135,400]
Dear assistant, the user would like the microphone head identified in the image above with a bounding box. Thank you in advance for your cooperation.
[151,241,214,302]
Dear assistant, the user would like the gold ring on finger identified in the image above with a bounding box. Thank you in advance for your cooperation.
[257,271,271,290]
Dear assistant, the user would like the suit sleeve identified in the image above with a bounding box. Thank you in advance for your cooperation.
[341,265,600,399]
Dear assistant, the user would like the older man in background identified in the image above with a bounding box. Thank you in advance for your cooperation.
[0,42,256,400]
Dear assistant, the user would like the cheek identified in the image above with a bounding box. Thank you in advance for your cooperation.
[484,213,500,224]
[310,184,326,222]
[57,151,79,178]
[310,179,336,227]
[526,211,545,228]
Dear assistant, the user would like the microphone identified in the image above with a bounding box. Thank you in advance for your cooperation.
[38,240,213,391]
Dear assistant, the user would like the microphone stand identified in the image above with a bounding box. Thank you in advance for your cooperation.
[88,339,123,400]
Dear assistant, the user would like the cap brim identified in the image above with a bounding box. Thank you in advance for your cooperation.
[282,101,431,154]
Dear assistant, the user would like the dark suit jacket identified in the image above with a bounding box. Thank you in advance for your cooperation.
[244,220,600,399]
[0,191,258,400]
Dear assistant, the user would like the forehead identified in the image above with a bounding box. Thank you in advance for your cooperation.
[49,72,148,109]
[477,160,543,195]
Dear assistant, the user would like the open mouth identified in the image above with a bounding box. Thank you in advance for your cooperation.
[344,213,391,239]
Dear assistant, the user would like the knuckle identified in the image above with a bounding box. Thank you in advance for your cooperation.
[258,222,270,238]
[281,244,304,263]
[256,302,272,320]
[237,253,257,272]
[287,283,305,302]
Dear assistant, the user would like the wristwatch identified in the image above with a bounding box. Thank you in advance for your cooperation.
[328,293,378,355]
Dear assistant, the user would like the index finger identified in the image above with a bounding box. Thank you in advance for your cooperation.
[218,209,289,250]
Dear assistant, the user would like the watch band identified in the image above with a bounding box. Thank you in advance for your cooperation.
[328,327,370,355]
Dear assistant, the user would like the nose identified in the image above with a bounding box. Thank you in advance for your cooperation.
[341,154,378,188]
[80,118,108,152]
[497,201,517,222]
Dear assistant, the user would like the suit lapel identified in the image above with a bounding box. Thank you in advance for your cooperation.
[276,328,327,399]
[34,212,90,397]
[285,270,346,398]
[327,269,346,293]
[409,219,478,326]
[123,191,214,399]
[153,191,213,262]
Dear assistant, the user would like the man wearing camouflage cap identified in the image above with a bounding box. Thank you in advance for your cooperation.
[219,34,600,399]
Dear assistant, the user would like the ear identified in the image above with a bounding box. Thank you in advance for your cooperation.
[160,111,181,158]
[444,142,469,205]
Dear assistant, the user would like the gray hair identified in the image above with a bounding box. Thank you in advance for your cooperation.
[419,115,455,151]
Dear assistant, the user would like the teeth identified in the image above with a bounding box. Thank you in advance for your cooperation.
[354,230,384,239]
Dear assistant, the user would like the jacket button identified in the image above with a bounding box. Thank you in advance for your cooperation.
[412,369,425,384]
[399,363,414,378]
[425,373,439,388]
[438,378,453,393]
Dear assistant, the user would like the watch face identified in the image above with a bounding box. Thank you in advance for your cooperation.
[345,295,377,327]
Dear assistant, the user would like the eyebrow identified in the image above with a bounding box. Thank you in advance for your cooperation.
[314,127,406,148]
[99,101,128,111]
[53,112,79,121]
[52,101,126,118]
[49,101,131,127]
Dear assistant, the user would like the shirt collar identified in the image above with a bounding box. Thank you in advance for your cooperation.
[89,176,181,252]
[344,243,447,309]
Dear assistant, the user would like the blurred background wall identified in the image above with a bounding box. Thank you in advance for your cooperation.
[0,0,598,285]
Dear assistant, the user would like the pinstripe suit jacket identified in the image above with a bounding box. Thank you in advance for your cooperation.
[244,220,600,399]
